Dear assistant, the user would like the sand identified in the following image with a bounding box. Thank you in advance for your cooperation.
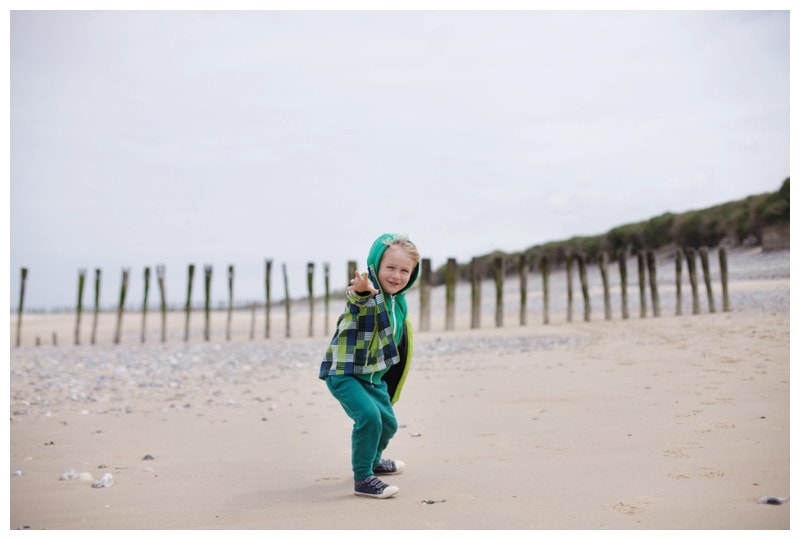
[8,248,791,530]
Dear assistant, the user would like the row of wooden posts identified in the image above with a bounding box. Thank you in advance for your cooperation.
[13,246,729,347]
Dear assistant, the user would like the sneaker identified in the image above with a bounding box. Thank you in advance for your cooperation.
[373,458,405,475]
[354,476,399,499]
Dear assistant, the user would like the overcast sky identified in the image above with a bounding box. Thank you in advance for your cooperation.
[8,8,791,310]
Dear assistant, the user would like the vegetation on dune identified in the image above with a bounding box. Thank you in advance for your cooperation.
[434,177,790,284]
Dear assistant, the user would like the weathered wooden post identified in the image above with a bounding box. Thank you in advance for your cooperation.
[419,258,431,331]
[156,265,166,343]
[113,268,130,345]
[445,258,457,331]
[599,253,611,320]
[307,262,315,337]
[618,250,629,320]
[566,254,574,322]
[250,302,256,340]
[519,254,529,326]
[684,247,700,314]
[226,265,234,341]
[493,256,504,327]
[141,267,150,343]
[185,264,195,342]
[470,257,481,329]
[16,267,27,347]
[283,263,291,338]
[719,247,730,312]
[91,268,101,345]
[699,247,716,313]
[324,263,331,334]
[647,251,660,317]
[541,254,551,325]
[577,253,590,322]
[637,252,647,318]
[347,261,357,283]
[675,249,683,316]
[264,259,272,339]
[75,269,86,345]
[203,265,212,341]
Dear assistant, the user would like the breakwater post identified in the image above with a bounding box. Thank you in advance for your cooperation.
[699,247,716,313]
[141,267,150,343]
[184,264,195,341]
[75,269,86,345]
[113,268,129,345]
[16,267,27,347]
[493,256,504,327]
[419,258,431,331]
[719,247,730,312]
[91,269,101,345]
[618,250,629,320]
[157,265,166,343]
[445,258,456,331]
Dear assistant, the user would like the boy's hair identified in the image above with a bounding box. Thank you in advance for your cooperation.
[384,235,420,264]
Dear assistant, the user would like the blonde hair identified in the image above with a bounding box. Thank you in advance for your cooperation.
[384,234,420,264]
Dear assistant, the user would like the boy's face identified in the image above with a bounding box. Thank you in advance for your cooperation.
[377,245,416,295]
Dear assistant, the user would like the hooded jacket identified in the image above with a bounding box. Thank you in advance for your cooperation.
[319,234,420,404]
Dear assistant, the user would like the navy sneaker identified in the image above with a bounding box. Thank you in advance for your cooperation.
[354,476,399,499]
[373,458,405,475]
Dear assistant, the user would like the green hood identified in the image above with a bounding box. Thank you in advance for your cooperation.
[366,233,420,343]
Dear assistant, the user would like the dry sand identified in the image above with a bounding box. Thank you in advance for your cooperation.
[7,248,791,530]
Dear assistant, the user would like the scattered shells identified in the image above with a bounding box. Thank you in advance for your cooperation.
[91,473,114,488]
[59,468,78,481]
[421,499,446,505]
[142,454,155,461]
[11,470,23,477]
[78,472,94,482]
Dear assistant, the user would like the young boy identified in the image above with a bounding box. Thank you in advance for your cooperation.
[319,233,420,499]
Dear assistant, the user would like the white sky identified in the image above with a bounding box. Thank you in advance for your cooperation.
[7,4,792,310]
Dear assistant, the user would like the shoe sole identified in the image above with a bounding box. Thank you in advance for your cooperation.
[354,485,400,499]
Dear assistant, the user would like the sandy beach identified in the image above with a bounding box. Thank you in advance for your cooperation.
[8,248,791,530]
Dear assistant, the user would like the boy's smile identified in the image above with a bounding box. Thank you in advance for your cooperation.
[377,245,416,295]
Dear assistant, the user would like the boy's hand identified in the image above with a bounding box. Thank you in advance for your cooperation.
[349,271,378,295]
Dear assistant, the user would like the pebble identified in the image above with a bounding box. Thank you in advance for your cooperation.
[92,473,114,488]
[758,496,788,505]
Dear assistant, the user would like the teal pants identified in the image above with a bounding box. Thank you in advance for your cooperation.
[326,375,398,481]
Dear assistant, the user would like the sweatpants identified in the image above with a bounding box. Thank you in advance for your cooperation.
[326,375,398,481]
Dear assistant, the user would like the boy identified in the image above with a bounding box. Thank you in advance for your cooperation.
[319,233,420,498]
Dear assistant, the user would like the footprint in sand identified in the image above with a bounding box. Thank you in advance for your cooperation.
[613,500,650,516]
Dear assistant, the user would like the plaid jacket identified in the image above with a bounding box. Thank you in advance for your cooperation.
[319,269,413,403]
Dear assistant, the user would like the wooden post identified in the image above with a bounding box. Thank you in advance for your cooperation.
[141,267,150,343]
[578,253,590,322]
[566,254,574,322]
[493,256,504,327]
[470,257,481,329]
[250,302,256,340]
[347,261,357,283]
[264,259,272,339]
[185,264,195,341]
[283,263,291,338]
[75,269,86,345]
[227,265,234,341]
[91,269,101,345]
[519,254,528,326]
[719,247,730,312]
[599,253,611,320]
[324,263,331,334]
[685,247,700,314]
[699,247,716,313]
[113,268,130,345]
[647,251,660,317]
[637,252,647,318]
[203,265,212,341]
[156,265,166,343]
[307,262,315,337]
[618,250,629,320]
[16,267,27,347]
[541,254,551,325]
[445,258,456,331]
[419,258,431,331]
[675,249,683,316]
